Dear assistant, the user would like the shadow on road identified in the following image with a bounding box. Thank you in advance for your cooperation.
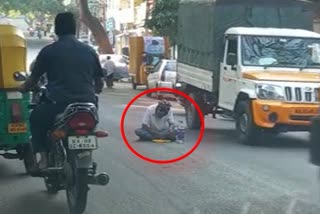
[203,127,309,149]
[257,134,309,149]
[0,163,28,182]
[4,191,68,214]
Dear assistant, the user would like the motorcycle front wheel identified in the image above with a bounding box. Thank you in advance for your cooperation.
[66,166,89,214]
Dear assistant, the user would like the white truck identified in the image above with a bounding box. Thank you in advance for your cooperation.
[176,0,320,145]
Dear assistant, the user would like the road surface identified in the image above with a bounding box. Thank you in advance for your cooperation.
[0,38,320,214]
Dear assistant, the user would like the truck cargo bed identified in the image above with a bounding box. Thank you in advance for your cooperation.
[177,0,314,92]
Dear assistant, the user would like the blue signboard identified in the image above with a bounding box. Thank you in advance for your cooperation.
[106,18,115,31]
[143,37,165,55]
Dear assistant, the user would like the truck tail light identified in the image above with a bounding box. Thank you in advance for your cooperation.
[11,103,22,123]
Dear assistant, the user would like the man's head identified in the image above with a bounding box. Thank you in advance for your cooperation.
[54,12,76,37]
[155,100,172,118]
[107,56,111,60]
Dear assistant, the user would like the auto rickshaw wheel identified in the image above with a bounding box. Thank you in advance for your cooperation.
[22,142,37,175]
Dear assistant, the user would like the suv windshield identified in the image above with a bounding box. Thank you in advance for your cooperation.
[165,61,177,71]
[242,35,320,69]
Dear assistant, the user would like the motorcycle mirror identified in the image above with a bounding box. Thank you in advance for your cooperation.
[13,71,28,82]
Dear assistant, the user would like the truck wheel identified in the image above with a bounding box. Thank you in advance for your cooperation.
[185,93,201,129]
[146,82,152,97]
[132,77,137,90]
[132,82,137,90]
[155,83,161,99]
[235,101,260,145]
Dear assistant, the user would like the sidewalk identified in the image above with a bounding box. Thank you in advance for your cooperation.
[110,82,134,89]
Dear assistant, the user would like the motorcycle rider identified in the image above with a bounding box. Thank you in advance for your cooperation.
[18,12,104,170]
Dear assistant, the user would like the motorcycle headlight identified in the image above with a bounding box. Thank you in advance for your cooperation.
[256,84,284,100]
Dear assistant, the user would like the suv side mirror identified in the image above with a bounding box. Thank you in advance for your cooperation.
[147,68,154,74]
[227,53,237,67]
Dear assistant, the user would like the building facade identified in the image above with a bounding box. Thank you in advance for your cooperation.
[106,0,154,54]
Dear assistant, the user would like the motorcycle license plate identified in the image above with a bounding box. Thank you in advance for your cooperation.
[68,136,97,150]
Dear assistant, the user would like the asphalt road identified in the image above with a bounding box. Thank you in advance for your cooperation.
[0,38,320,214]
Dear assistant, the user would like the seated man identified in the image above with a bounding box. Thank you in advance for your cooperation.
[135,101,176,141]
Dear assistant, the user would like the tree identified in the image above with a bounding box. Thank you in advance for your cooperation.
[0,0,70,28]
[0,0,66,16]
[78,0,113,54]
[0,0,113,54]
[145,0,179,46]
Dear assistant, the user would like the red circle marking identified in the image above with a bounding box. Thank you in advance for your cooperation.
[120,87,205,164]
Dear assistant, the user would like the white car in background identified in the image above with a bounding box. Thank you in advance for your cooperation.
[78,38,99,54]
[147,59,177,89]
[99,54,130,80]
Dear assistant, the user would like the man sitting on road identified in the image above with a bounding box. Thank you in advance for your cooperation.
[135,101,176,141]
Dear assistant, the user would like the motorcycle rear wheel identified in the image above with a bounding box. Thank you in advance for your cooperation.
[66,167,89,214]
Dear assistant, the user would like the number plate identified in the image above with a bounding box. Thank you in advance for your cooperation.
[293,108,318,114]
[6,92,23,99]
[8,123,27,133]
[68,136,97,150]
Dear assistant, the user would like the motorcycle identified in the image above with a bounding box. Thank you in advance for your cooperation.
[37,30,42,39]
[29,28,35,37]
[13,71,110,214]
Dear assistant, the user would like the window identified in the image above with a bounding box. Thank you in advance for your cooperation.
[164,61,177,71]
[227,39,237,55]
[226,37,238,66]
[153,61,162,73]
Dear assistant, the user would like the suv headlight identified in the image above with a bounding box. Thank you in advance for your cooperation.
[256,84,284,100]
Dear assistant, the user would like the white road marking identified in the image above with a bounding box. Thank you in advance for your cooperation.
[285,198,297,214]
[240,202,251,214]
[192,207,201,214]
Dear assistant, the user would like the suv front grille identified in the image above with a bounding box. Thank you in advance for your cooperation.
[284,86,319,103]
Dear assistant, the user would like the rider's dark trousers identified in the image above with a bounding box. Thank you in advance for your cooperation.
[30,103,67,153]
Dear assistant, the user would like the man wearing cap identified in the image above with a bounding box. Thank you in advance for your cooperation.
[18,12,104,170]
[135,101,177,141]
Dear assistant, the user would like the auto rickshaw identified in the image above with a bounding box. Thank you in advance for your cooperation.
[0,24,35,174]
[129,36,170,89]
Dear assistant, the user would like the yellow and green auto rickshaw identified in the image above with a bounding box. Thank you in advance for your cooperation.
[0,24,35,174]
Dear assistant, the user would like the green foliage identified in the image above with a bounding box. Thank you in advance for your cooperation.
[0,0,76,16]
[145,0,179,45]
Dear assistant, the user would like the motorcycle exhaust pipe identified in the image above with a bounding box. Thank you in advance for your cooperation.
[88,173,110,186]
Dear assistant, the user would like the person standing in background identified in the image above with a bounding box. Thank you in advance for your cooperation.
[103,56,116,88]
